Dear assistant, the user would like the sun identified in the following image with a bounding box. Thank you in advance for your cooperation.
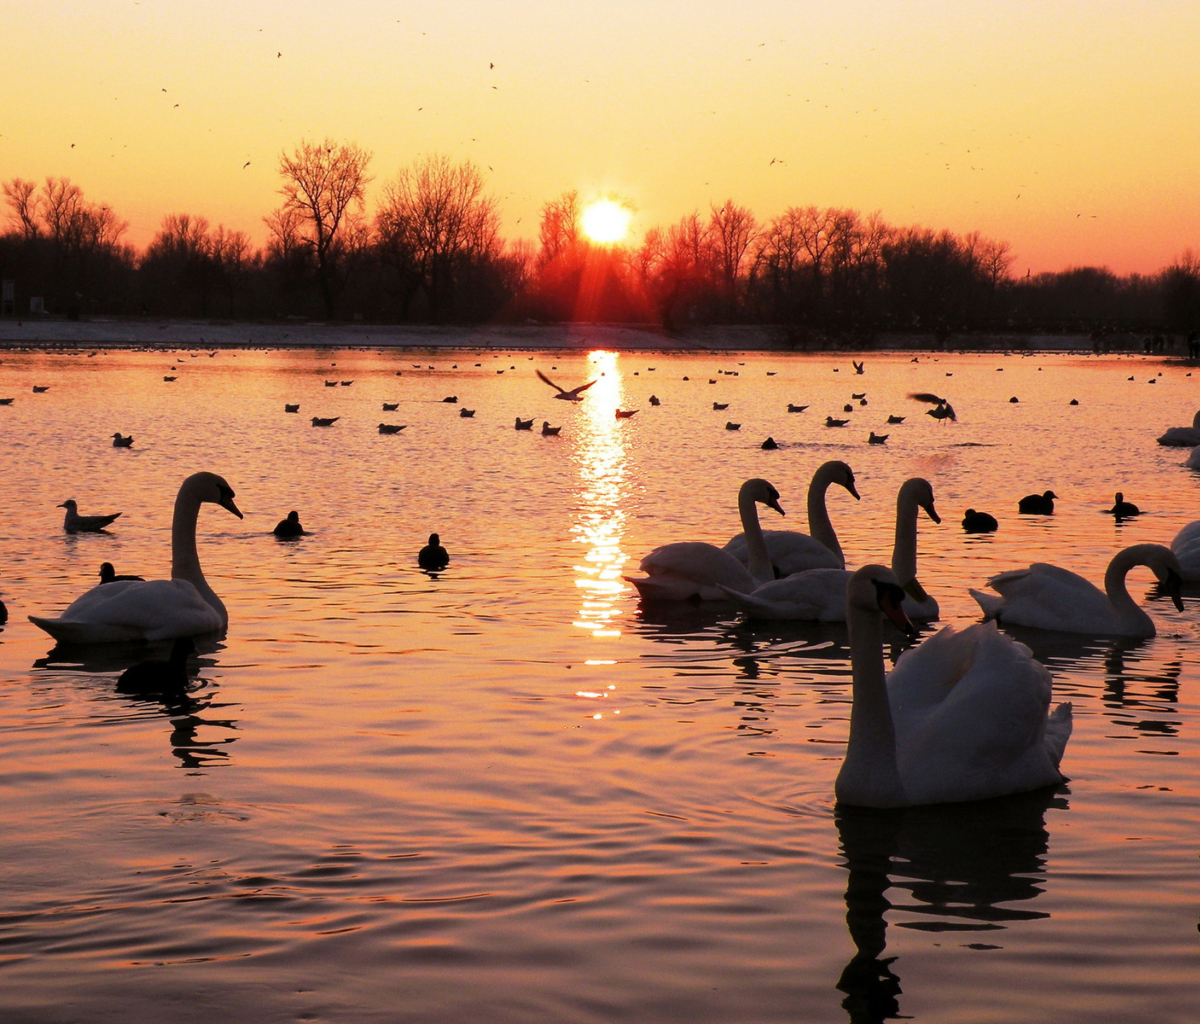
[581,199,632,244]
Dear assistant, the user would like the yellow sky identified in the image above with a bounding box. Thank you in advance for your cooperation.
[4,0,1199,274]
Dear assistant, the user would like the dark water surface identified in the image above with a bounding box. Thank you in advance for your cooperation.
[1,346,1198,1022]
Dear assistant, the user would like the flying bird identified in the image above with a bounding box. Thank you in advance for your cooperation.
[908,392,957,422]
[537,369,596,401]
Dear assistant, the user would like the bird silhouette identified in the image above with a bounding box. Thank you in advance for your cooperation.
[111,432,133,448]
[615,409,638,419]
[284,403,299,413]
[419,533,450,571]
[852,360,865,374]
[117,637,195,695]
[515,417,534,430]
[59,500,121,533]
[537,369,596,401]
[378,423,406,434]
[100,562,144,584]
[273,511,305,538]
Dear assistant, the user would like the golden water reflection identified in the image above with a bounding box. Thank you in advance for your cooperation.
[570,351,631,640]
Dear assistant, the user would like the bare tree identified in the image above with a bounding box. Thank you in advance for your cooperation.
[708,200,757,317]
[376,155,501,321]
[2,178,40,239]
[274,138,373,318]
[538,190,582,267]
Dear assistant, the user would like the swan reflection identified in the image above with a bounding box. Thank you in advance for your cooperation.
[570,350,631,639]
[836,788,1065,1023]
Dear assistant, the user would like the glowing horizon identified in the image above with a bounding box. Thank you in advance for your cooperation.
[4,1,1200,275]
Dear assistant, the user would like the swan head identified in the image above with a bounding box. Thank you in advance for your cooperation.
[58,500,77,511]
[183,472,243,519]
[740,478,785,517]
[1125,544,1185,611]
[825,460,860,500]
[900,477,940,524]
[847,564,916,636]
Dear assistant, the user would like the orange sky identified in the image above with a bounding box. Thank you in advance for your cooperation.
[4,0,1200,274]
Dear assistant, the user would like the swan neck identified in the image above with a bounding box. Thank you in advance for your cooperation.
[739,488,773,585]
[171,479,226,624]
[1103,548,1151,629]
[839,602,904,806]
[807,467,843,564]
[891,491,918,585]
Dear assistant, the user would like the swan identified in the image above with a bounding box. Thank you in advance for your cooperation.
[1156,410,1200,446]
[721,477,942,621]
[724,460,859,575]
[1186,446,1200,469]
[625,478,784,602]
[30,472,243,643]
[1170,521,1200,581]
[969,543,1184,638]
[835,564,1072,808]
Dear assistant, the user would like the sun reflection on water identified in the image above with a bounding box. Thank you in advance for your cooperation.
[570,351,632,640]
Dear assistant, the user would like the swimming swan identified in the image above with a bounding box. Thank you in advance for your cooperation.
[625,478,784,602]
[724,460,859,575]
[29,472,243,643]
[835,564,1072,808]
[1157,410,1200,446]
[1170,520,1200,581]
[721,477,941,621]
[969,543,1184,638]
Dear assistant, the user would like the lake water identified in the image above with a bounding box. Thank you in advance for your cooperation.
[1,344,1198,1023]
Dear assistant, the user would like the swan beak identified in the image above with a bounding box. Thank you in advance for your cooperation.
[846,482,861,500]
[1166,570,1184,612]
[876,582,917,636]
[924,502,942,524]
[768,498,785,517]
[220,496,244,519]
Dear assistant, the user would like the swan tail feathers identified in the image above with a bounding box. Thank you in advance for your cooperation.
[28,615,142,644]
[1044,702,1073,769]
[969,588,1004,621]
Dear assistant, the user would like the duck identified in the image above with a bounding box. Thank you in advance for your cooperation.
[378,423,406,434]
[761,437,778,450]
[116,637,195,694]
[625,478,785,602]
[962,509,998,533]
[1017,490,1057,515]
[1156,410,1200,446]
[111,432,133,448]
[284,403,300,413]
[834,565,1072,808]
[787,403,808,413]
[459,408,475,418]
[442,396,458,403]
[99,562,144,584]
[515,417,534,430]
[724,460,859,575]
[418,533,450,571]
[969,543,1184,638]
[721,477,941,621]
[311,416,339,427]
[649,395,661,406]
[30,472,243,643]
[273,511,305,538]
[1104,492,1140,517]
[59,499,121,533]
[541,421,562,436]
[843,403,854,413]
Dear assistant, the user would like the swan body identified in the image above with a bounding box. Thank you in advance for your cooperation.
[1186,446,1200,469]
[1157,410,1200,446]
[626,478,784,602]
[30,472,242,643]
[969,543,1184,638]
[1170,521,1200,581]
[725,460,858,575]
[836,565,1072,808]
[722,477,941,621]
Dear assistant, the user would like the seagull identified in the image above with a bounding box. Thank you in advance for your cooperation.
[163,376,176,382]
[908,392,956,422]
[886,414,905,424]
[825,416,849,427]
[459,408,475,418]
[615,409,638,419]
[852,360,865,374]
[378,423,406,434]
[713,402,729,410]
[111,432,133,447]
[725,421,741,430]
[59,499,121,533]
[868,432,888,444]
[382,402,399,411]
[787,403,808,413]
[537,369,596,401]
[284,403,299,413]
[515,417,534,430]
[442,396,458,403]
[311,416,339,427]
[541,421,562,436]
[32,385,49,393]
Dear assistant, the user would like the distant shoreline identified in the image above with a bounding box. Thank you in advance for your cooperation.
[0,317,1165,354]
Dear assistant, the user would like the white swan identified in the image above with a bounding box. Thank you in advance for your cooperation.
[1186,446,1200,470]
[625,478,784,602]
[969,543,1184,638]
[30,472,243,643]
[1170,521,1200,581]
[723,460,858,575]
[1157,410,1200,446]
[721,477,942,621]
[835,564,1072,808]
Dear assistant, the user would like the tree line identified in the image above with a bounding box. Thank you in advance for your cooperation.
[3,138,1199,336]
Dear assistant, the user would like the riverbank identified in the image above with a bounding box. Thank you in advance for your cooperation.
[0,316,1159,353]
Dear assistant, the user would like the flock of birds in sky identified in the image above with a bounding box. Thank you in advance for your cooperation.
[9,353,1200,812]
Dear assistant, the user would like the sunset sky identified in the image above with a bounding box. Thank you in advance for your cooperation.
[4,0,1199,274]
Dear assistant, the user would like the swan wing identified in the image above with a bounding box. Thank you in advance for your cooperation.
[632,542,756,600]
[720,569,850,620]
[979,563,1119,631]
[892,623,1067,803]
[1171,520,1200,581]
[723,530,842,574]
[29,579,222,643]
[1157,427,1200,447]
